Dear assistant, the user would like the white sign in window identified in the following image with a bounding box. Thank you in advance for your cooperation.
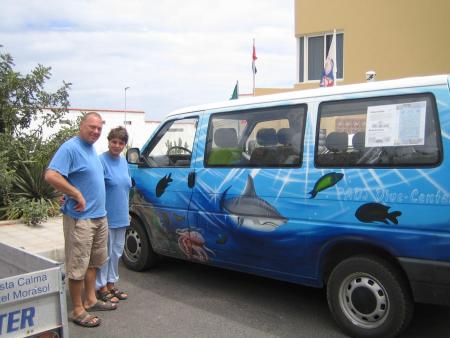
[365,101,426,147]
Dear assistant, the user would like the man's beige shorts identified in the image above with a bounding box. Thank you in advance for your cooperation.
[63,214,108,280]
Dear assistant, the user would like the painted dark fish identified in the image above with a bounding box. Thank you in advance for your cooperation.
[355,202,402,224]
[220,175,287,232]
[156,173,173,197]
[309,172,344,198]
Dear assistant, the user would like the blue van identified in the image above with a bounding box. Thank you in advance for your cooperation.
[124,75,450,338]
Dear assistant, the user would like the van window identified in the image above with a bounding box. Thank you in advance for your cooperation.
[142,117,198,167]
[205,105,306,167]
[316,94,441,167]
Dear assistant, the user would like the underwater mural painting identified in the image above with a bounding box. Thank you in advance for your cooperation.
[220,175,287,232]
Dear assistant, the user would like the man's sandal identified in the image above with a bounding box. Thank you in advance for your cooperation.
[110,287,128,300]
[71,311,101,327]
[97,290,119,303]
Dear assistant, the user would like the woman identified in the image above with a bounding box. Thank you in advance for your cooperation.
[96,126,131,303]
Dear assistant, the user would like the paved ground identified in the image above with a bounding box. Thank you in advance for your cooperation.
[68,258,450,338]
[0,216,64,262]
[2,218,450,337]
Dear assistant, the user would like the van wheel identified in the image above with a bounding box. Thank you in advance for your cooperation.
[122,217,158,271]
[326,255,413,338]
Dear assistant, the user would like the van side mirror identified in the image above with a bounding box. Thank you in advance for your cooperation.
[127,148,141,164]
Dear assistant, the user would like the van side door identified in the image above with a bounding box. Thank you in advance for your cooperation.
[190,104,312,280]
[130,117,199,257]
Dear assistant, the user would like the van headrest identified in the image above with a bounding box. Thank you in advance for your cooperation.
[277,128,294,145]
[352,132,366,151]
[326,132,348,152]
[256,128,277,146]
[214,128,238,148]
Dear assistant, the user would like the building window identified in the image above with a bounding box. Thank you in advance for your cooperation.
[298,32,344,83]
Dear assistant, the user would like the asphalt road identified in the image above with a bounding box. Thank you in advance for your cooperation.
[68,258,450,338]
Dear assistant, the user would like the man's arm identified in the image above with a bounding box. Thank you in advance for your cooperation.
[44,169,86,212]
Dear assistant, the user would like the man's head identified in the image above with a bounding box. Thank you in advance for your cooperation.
[79,112,103,144]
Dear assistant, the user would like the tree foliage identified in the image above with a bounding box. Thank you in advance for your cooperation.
[0,46,75,222]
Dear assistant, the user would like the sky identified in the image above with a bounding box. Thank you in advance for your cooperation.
[0,0,296,121]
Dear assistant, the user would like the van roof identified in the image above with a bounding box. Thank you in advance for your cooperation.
[167,74,450,117]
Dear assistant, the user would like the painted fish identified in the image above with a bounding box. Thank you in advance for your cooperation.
[309,172,344,198]
[355,202,402,224]
[220,175,287,232]
[156,173,173,197]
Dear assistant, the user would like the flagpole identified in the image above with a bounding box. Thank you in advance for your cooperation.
[333,29,337,86]
[252,38,256,95]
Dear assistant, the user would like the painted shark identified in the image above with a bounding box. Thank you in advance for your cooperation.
[220,175,287,232]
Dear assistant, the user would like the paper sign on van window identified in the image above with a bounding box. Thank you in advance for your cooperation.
[365,101,426,147]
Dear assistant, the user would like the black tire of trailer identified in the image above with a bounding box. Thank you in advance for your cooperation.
[122,217,158,271]
[326,255,414,338]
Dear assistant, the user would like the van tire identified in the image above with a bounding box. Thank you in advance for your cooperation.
[122,217,158,271]
[326,255,413,338]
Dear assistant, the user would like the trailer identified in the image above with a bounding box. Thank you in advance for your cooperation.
[0,242,69,338]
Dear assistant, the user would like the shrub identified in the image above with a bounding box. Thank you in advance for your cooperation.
[6,197,57,226]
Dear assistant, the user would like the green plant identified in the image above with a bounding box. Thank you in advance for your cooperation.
[6,197,55,226]
[11,162,59,200]
[2,161,61,221]
[0,46,71,214]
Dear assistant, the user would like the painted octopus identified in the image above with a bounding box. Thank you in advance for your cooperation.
[176,228,214,262]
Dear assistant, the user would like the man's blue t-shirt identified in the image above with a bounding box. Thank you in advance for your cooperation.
[100,152,132,228]
[48,136,106,219]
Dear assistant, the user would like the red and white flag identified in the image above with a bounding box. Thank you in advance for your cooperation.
[252,40,257,74]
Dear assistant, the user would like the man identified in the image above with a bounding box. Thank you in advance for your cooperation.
[45,112,116,328]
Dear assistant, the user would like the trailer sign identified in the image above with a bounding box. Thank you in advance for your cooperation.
[0,306,35,335]
[0,243,68,338]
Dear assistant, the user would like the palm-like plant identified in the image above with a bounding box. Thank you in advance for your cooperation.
[4,161,61,224]
[11,161,59,201]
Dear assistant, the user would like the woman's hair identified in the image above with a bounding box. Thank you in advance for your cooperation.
[107,126,129,143]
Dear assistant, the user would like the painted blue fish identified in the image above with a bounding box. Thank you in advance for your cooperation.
[220,175,287,232]
[355,203,402,224]
[309,172,344,198]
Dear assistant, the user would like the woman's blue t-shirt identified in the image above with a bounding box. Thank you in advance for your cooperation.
[100,152,132,228]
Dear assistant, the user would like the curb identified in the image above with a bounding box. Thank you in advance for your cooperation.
[0,219,23,226]
[37,247,65,263]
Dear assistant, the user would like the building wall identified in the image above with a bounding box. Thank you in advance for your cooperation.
[294,0,450,90]
[39,108,160,154]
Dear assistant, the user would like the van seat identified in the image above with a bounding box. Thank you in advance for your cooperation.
[277,128,300,165]
[208,128,241,165]
[352,132,365,152]
[249,128,278,166]
[319,131,349,165]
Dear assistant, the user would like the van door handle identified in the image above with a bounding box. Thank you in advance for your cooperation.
[188,171,196,188]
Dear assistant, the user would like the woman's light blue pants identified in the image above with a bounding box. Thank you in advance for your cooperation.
[96,227,126,289]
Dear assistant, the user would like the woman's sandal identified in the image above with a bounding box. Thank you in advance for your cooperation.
[109,287,128,300]
[97,290,119,303]
[86,300,117,312]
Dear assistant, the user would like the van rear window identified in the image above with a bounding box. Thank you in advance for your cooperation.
[205,105,307,167]
[315,93,442,168]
